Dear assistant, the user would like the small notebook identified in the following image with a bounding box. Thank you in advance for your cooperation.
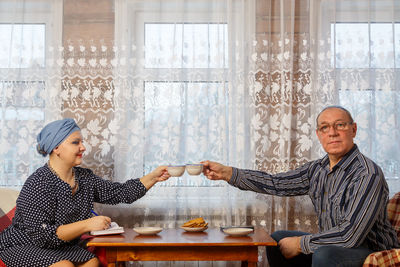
[90,222,124,236]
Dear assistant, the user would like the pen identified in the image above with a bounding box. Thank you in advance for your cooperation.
[90,209,99,216]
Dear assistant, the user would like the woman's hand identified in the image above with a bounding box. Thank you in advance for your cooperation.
[150,166,171,182]
[87,215,112,231]
[56,215,112,241]
[140,165,170,189]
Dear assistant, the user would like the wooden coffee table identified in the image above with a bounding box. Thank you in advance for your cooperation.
[87,226,277,267]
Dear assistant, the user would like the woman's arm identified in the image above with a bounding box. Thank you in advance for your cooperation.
[139,165,170,190]
[56,215,111,241]
[87,165,170,204]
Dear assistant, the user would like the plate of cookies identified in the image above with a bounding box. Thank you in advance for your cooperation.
[180,217,208,232]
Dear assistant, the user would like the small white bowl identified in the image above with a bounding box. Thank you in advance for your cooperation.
[185,164,203,175]
[167,165,186,177]
[223,227,254,237]
[133,227,163,235]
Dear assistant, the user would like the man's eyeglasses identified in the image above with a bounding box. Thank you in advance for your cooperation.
[317,122,353,134]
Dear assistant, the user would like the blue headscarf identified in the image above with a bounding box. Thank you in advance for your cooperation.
[36,118,81,157]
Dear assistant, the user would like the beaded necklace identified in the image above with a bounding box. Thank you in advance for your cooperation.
[48,161,78,192]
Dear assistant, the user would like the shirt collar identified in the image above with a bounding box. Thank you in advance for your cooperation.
[45,163,79,191]
[320,144,360,171]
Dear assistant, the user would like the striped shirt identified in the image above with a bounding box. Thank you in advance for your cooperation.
[229,145,399,254]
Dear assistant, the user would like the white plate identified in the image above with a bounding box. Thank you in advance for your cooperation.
[133,227,163,235]
[180,226,208,232]
[223,227,254,237]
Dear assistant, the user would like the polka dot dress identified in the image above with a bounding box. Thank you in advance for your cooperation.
[0,164,147,267]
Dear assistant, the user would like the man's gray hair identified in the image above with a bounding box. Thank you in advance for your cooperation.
[316,105,354,125]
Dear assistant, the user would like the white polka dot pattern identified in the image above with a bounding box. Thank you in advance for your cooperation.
[0,164,147,266]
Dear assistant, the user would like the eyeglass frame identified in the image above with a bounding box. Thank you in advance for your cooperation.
[316,121,354,134]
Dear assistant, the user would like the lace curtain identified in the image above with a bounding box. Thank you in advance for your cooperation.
[314,0,400,194]
[0,0,399,266]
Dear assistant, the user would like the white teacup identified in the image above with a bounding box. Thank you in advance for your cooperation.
[185,164,203,176]
[167,165,186,177]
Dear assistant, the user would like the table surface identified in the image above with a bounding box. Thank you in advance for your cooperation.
[87,227,277,247]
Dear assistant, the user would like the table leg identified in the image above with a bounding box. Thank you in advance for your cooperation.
[241,261,257,267]
[106,261,124,267]
[105,247,118,267]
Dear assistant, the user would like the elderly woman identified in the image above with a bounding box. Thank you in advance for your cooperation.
[0,118,170,267]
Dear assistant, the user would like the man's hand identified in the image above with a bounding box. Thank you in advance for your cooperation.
[278,236,302,259]
[201,160,232,182]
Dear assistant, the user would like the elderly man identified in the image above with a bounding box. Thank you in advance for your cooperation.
[202,106,399,267]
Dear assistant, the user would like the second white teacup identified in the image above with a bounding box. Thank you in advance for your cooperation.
[185,163,203,176]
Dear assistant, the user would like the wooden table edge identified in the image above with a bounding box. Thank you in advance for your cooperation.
[87,241,277,247]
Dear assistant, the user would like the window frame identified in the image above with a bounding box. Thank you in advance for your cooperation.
[0,0,63,186]
[114,0,235,188]
[320,0,400,187]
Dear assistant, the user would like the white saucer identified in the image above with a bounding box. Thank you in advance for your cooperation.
[133,227,163,235]
[180,226,208,232]
[223,227,254,237]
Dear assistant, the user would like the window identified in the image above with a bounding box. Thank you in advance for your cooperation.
[0,81,45,120]
[116,1,231,188]
[0,0,62,187]
[144,23,228,69]
[331,23,400,68]
[326,0,400,192]
[0,24,45,69]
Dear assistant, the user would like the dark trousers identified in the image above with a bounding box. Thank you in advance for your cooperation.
[266,230,373,267]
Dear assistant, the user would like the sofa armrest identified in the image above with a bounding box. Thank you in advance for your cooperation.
[0,188,19,232]
[363,249,400,267]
